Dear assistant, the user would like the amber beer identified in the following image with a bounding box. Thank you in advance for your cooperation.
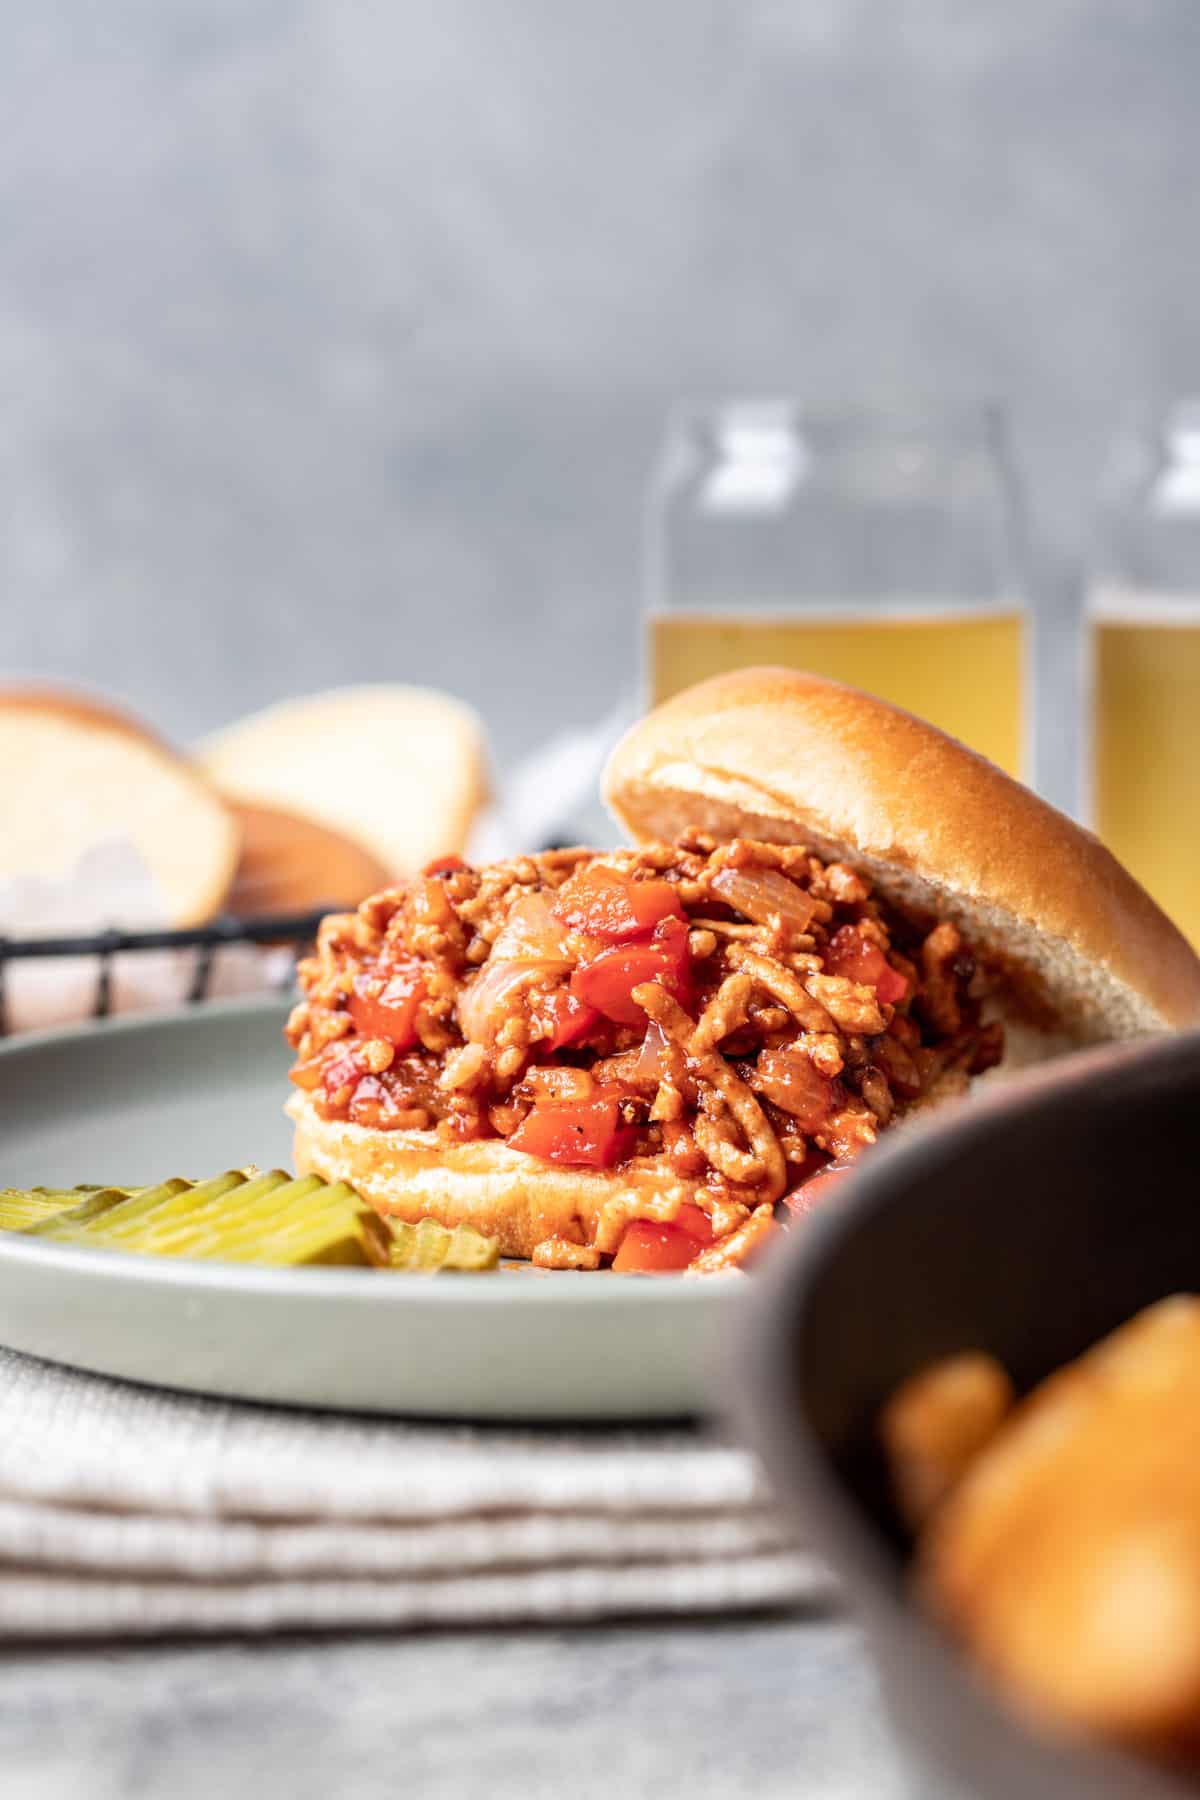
[1091,589,1200,945]
[649,605,1027,780]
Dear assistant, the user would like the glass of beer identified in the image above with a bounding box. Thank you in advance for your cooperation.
[644,403,1032,781]
[1088,401,1200,944]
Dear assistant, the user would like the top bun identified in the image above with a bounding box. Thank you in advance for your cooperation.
[603,667,1200,1042]
[0,687,238,927]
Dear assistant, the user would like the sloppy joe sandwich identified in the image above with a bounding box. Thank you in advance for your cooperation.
[285,668,1200,1275]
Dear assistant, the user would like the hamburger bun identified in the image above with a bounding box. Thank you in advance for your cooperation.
[224,800,392,917]
[0,687,237,926]
[603,667,1200,1043]
[288,1092,698,1261]
[290,668,1200,1259]
[200,685,489,877]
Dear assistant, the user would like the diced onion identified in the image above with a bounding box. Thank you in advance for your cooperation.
[633,1020,671,1086]
[460,894,574,1042]
[711,866,818,933]
[489,893,573,964]
[457,958,567,1043]
[754,1046,834,1129]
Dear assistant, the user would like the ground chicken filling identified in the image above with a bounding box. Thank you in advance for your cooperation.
[287,836,1003,1272]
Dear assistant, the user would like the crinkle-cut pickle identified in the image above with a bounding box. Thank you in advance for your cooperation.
[15,1171,386,1267]
[387,1217,501,1272]
[0,1185,140,1233]
[0,1172,500,1271]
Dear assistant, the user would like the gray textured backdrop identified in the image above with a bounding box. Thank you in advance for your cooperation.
[3,0,1198,769]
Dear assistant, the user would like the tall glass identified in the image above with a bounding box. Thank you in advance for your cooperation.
[645,404,1032,780]
[1088,401,1200,944]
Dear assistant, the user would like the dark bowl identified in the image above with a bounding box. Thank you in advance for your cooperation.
[732,1030,1200,1800]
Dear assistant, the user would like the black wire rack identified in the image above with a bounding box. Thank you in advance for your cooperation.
[0,909,330,1038]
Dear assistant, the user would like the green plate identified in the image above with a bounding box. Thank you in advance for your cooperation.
[0,999,739,1419]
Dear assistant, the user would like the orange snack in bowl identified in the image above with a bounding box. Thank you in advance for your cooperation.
[914,1298,1200,1765]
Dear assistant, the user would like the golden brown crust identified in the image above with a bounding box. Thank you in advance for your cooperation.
[199,686,491,876]
[287,1093,702,1262]
[0,683,176,746]
[225,801,392,917]
[0,683,238,926]
[603,667,1200,1041]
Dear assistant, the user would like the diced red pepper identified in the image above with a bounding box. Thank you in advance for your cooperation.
[875,964,909,1006]
[673,1202,716,1244]
[824,925,908,1005]
[570,916,693,1027]
[542,986,603,1051]
[346,964,426,1051]
[506,1094,639,1169]
[423,854,467,877]
[612,1223,696,1273]
[552,866,685,942]
[610,1202,713,1273]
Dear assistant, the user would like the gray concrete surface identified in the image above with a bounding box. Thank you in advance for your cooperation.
[3,0,1198,772]
[0,1617,917,1800]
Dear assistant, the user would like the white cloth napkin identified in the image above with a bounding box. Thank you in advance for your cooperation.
[0,841,291,1036]
[0,1349,827,1638]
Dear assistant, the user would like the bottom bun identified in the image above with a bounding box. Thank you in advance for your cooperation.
[287,1093,701,1263]
[290,1027,1057,1264]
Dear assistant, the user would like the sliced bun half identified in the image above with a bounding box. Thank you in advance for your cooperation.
[199,686,489,877]
[0,687,238,926]
[603,667,1200,1042]
[288,1093,697,1261]
[224,801,392,917]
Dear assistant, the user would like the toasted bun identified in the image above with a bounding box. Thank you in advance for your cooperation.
[288,1093,698,1261]
[0,687,237,926]
[224,801,391,917]
[603,667,1200,1042]
[199,686,489,877]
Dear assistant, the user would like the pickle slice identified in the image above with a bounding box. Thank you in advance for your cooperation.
[92,1172,282,1248]
[1,1175,496,1270]
[0,1186,137,1232]
[22,1178,198,1240]
[21,1171,389,1268]
[387,1217,500,1272]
